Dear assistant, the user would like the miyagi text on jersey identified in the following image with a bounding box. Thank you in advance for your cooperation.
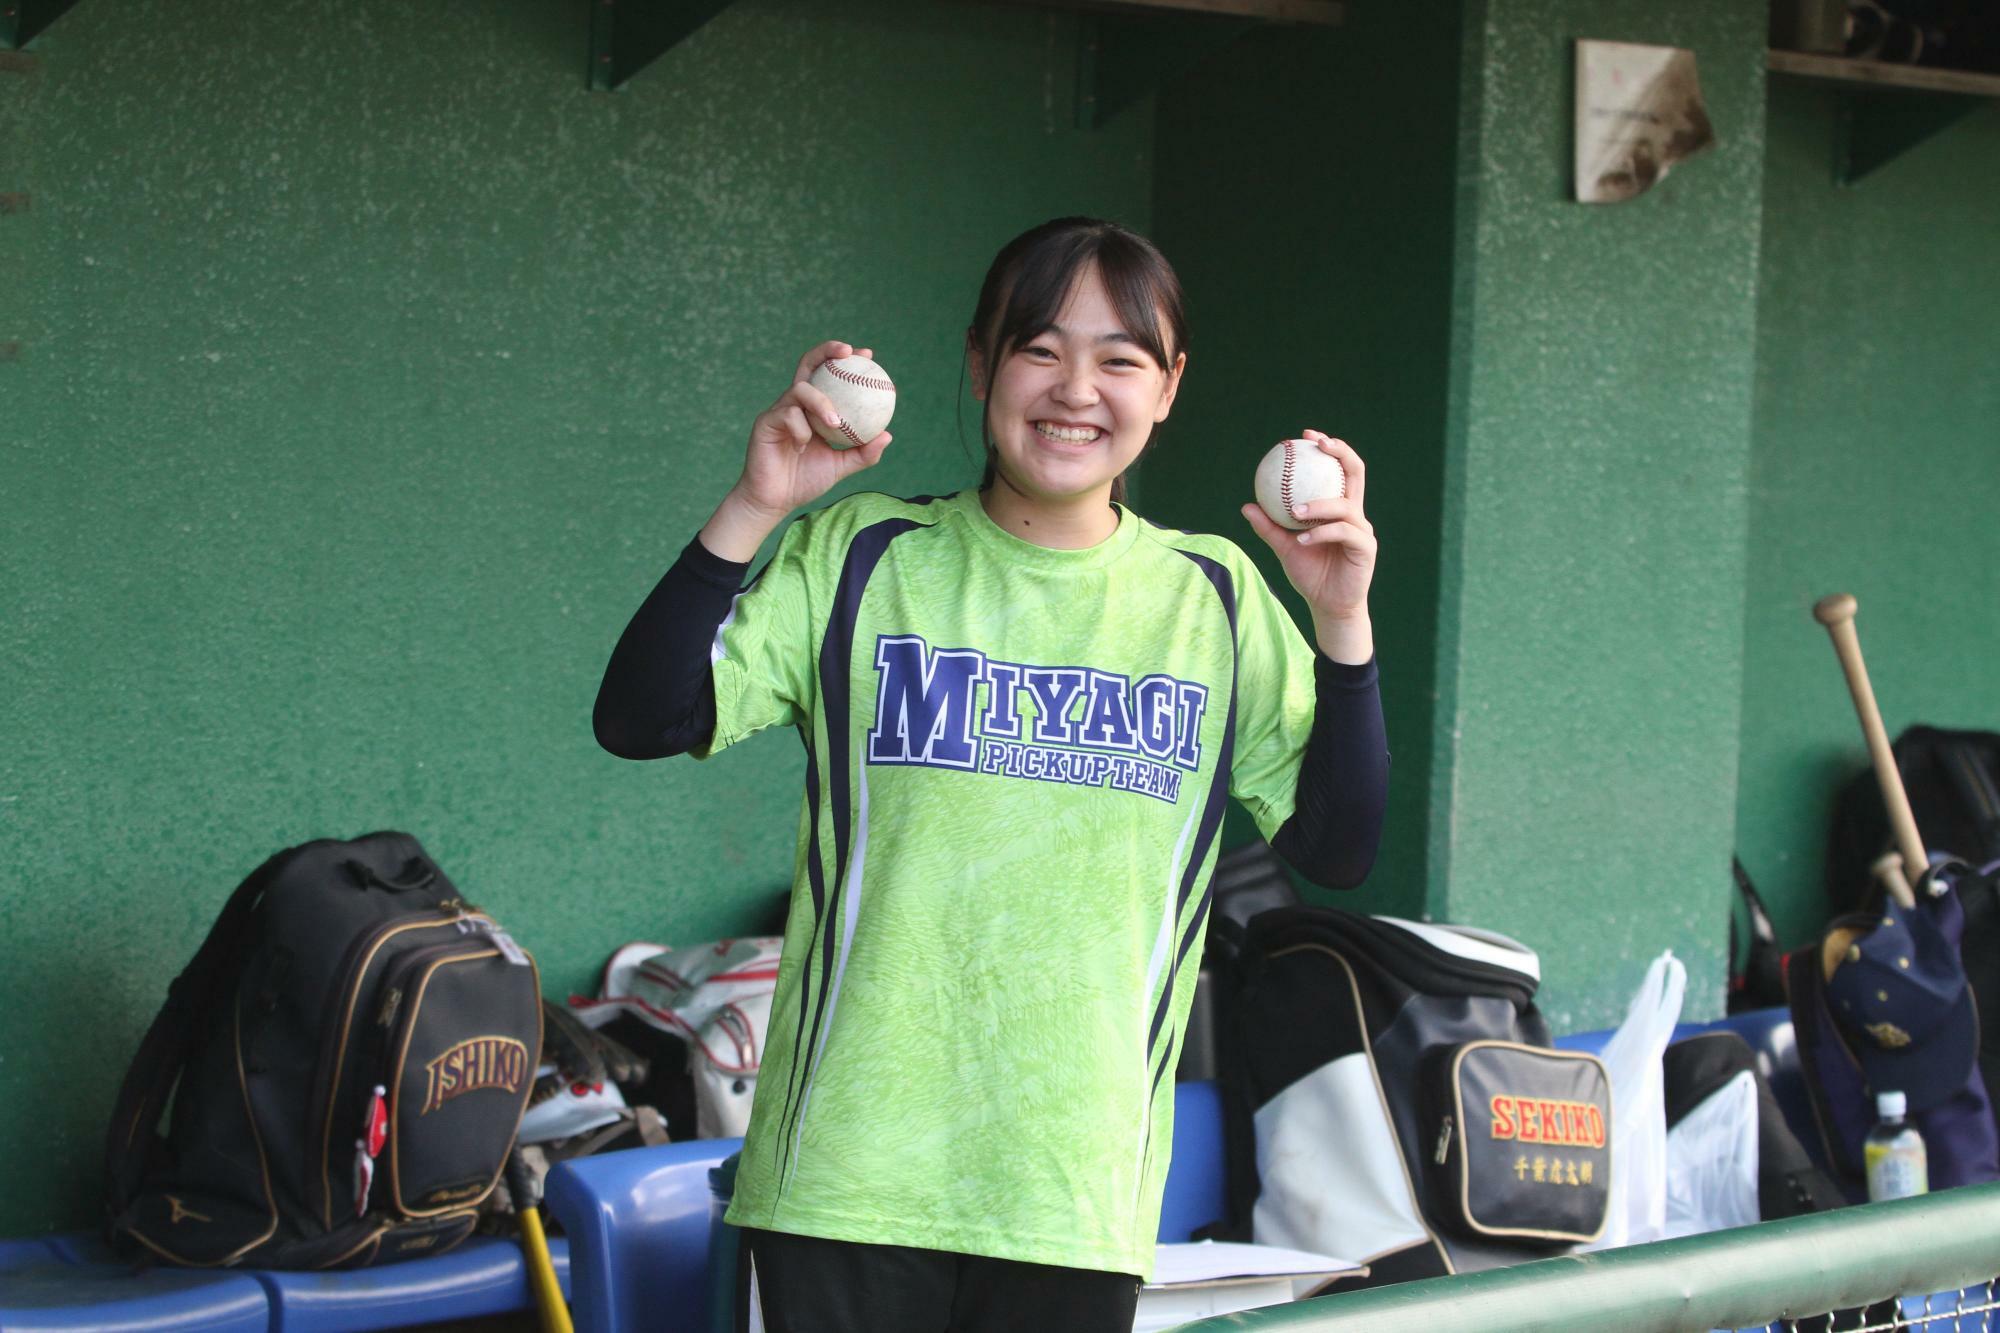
[865,634,1209,806]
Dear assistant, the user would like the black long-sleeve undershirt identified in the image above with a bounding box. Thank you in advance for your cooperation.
[593,538,1388,890]
[594,536,744,761]
[1271,653,1387,890]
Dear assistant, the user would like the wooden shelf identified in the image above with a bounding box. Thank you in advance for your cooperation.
[588,0,734,92]
[1767,49,1998,183]
[1,0,82,50]
[983,0,1342,128]
[989,0,1342,21]
[588,0,1340,96]
[1767,49,2000,97]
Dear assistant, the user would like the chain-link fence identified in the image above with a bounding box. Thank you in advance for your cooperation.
[1171,1183,2000,1333]
[1769,1284,1997,1333]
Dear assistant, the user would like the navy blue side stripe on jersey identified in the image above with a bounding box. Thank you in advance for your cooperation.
[772,514,931,1186]
[1143,549,1241,1090]
[772,729,828,1192]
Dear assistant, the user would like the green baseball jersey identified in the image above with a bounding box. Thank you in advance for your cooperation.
[700,488,1316,1278]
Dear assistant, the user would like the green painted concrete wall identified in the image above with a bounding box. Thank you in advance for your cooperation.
[1433,1,1769,1031]
[0,0,1152,1235]
[1736,87,2000,950]
[1146,7,1465,923]
[4,0,1993,1247]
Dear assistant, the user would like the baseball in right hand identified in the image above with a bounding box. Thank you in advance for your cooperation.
[733,341,894,515]
[808,355,897,449]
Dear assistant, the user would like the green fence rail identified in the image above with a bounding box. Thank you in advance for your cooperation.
[1175,1183,2000,1332]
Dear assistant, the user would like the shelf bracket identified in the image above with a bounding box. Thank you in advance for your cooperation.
[1,0,82,50]
[1074,11,1258,129]
[588,0,735,92]
[1836,88,1982,184]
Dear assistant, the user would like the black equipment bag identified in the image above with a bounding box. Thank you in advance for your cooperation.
[1181,841,1302,1082]
[1209,906,1610,1291]
[1826,726,2000,911]
[105,832,543,1269]
[1661,1032,1846,1220]
[1954,859,2000,1113]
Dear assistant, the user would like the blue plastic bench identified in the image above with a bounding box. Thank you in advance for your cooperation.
[1550,1019,1710,1056]
[2,1228,568,1333]
[247,1233,569,1332]
[1159,1077,1228,1244]
[0,1233,269,1333]
[544,1136,744,1333]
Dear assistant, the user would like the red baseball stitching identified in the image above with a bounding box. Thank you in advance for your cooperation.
[834,417,867,447]
[1280,440,1296,519]
[818,359,895,394]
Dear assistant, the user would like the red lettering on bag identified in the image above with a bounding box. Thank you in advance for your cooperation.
[1493,1095,1606,1147]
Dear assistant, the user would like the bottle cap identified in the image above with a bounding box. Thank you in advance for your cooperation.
[1877,1090,1908,1119]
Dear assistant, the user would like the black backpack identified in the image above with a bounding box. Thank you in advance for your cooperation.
[105,832,543,1269]
[1826,726,2000,911]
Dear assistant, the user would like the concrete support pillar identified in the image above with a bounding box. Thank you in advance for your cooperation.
[1429,1,1768,1026]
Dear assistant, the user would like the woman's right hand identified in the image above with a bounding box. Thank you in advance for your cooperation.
[736,340,893,514]
[702,341,893,561]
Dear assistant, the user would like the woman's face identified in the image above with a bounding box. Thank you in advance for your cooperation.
[975,264,1184,511]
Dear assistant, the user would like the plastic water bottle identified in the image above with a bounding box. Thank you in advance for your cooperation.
[1864,1090,1929,1201]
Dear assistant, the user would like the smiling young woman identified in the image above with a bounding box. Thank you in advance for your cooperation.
[965,228,1186,548]
[593,217,1389,1333]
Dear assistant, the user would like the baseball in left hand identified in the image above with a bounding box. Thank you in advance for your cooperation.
[1240,430,1376,626]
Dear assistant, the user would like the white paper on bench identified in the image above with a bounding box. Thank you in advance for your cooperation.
[1148,1239,1360,1288]
[1135,1241,1366,1332]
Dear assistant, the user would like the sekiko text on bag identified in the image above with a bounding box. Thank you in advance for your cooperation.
[1421,1041,1611,1245]
[105,832,543,1269]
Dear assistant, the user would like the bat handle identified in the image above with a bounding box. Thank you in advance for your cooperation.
[1814,593,1930,887]
[1872,852,1918,911]
[507,1149,574,1333]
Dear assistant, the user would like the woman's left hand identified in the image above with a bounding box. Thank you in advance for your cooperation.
[1240,431,1377,662]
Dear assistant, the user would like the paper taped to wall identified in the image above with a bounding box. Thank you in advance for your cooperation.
[1574,40,1717,204]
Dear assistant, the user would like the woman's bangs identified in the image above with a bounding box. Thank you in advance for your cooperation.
[1095,240,1178,368]
[993,236,1094,357]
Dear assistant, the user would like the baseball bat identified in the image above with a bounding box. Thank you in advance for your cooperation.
[1813,592,1930,898]
[505,1148,574,1333]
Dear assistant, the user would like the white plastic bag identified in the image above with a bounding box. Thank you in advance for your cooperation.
[1662,1068,1759,1239]
[1581,950,1686,1251]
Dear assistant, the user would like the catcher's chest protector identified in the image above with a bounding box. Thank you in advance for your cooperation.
[1222,907,1610,1290]
[106,832,543,1269]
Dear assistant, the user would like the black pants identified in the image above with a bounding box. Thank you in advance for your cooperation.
[744,1227,1141,1333]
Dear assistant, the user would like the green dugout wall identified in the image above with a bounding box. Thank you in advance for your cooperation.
[1150,0,1772,1034]
[3,0,1996,1235]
